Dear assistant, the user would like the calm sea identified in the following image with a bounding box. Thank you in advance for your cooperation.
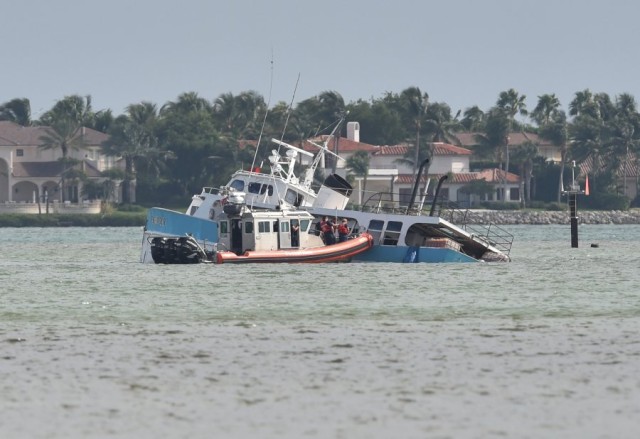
[1,225,639,439]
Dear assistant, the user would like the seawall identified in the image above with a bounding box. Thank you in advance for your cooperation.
[466,209,640,225]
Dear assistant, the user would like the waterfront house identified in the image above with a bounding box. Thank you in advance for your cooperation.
[0,121,125,213]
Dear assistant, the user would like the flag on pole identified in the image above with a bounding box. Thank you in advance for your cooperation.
[585,175,590,196]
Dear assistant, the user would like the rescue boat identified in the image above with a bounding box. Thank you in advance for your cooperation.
[215,232,373,264]
[211,196,372,264]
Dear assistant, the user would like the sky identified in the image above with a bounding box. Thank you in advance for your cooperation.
[3,0,640,122]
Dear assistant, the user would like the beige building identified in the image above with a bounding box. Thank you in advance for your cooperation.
[0,121,125,213]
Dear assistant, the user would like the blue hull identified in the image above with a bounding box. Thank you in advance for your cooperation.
[145,208,218,243]
[352,245,479,263]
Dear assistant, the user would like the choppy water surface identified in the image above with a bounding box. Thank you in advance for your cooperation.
[1,225,639,438]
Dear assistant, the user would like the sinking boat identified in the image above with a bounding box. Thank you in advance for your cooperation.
[141,122,513,264]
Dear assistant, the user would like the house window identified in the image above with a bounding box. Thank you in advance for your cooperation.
[510,188,520,201]
[16,149,24,157]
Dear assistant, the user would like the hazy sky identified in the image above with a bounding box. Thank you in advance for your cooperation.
[3,0,639,121]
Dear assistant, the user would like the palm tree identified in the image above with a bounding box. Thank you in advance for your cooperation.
[532,94,567,201]
[511,140,539,206]
[127,101,159,127]
[346,150,370,204]
[0,98,32,126]
[102,115,160,204]
[161,92,211,116]
[212,91,266,139]
[212,91,268,172]
[461,106,485,131]
[568,90,611,194]
[425,102,462,144]
[604,95,640,197]
[496,89,528,200]
[400,87,429,180]
[91,110,114,133]
[569,89,599,119]
[38,95,94,127]
[475,107,510,166]
[539,111,569,201]
[531,94,560,127]
[39,116,86,202]
[317,91,346,127]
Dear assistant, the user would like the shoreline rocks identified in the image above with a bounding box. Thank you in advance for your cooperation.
[465,209,640,225]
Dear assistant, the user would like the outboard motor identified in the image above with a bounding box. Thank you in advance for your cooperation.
[150,236,209,264]
[223,191,246,215]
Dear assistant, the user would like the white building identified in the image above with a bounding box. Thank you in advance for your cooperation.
[302,122,521,208]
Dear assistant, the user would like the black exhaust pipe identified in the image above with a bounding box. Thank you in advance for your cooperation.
[429,175,449,216]
[406,158,430,213]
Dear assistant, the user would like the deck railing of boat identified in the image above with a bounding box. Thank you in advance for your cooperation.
[358,192,514,257]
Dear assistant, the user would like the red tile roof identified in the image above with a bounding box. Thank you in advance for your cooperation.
[457,131,552,147]
[374,142,471,156]
[301,135,379,153]
[578,152,639,178]
[394,168,520,185]
[0,121,108,146]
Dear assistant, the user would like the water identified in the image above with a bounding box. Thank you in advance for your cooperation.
[1,225,639,438]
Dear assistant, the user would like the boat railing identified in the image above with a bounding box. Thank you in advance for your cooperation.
[437,203,514,257]
[360,193,513,257]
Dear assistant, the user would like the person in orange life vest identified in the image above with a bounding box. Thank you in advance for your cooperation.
[317,217,327,243]
[337,218,349,242]
[321,216,336,245]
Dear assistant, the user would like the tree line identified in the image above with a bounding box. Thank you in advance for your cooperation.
[1,87,638,208]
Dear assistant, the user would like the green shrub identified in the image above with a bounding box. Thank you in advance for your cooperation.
[478,201,521,210]
[116,204,146,213]
[546,202,566,211]
[583,193,630,210]
[0,212,146,227]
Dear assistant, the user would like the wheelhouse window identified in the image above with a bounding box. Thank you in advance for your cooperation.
[248,182,274,195]
[258,221,271,233]
[280,222,290,233]
[244,222,254,234]
[285,189,303,207]
[383,221,403,246]
[219,221,228,234]
[230,179,245,192]
[300,219,310,232]
[16,149,24,157]
[367,219,384,245]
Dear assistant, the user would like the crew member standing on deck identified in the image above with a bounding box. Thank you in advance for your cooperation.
[337,218,349,242]
[321,216,336,245]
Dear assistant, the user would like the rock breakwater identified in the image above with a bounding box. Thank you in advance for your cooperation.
[465,209,640,225]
